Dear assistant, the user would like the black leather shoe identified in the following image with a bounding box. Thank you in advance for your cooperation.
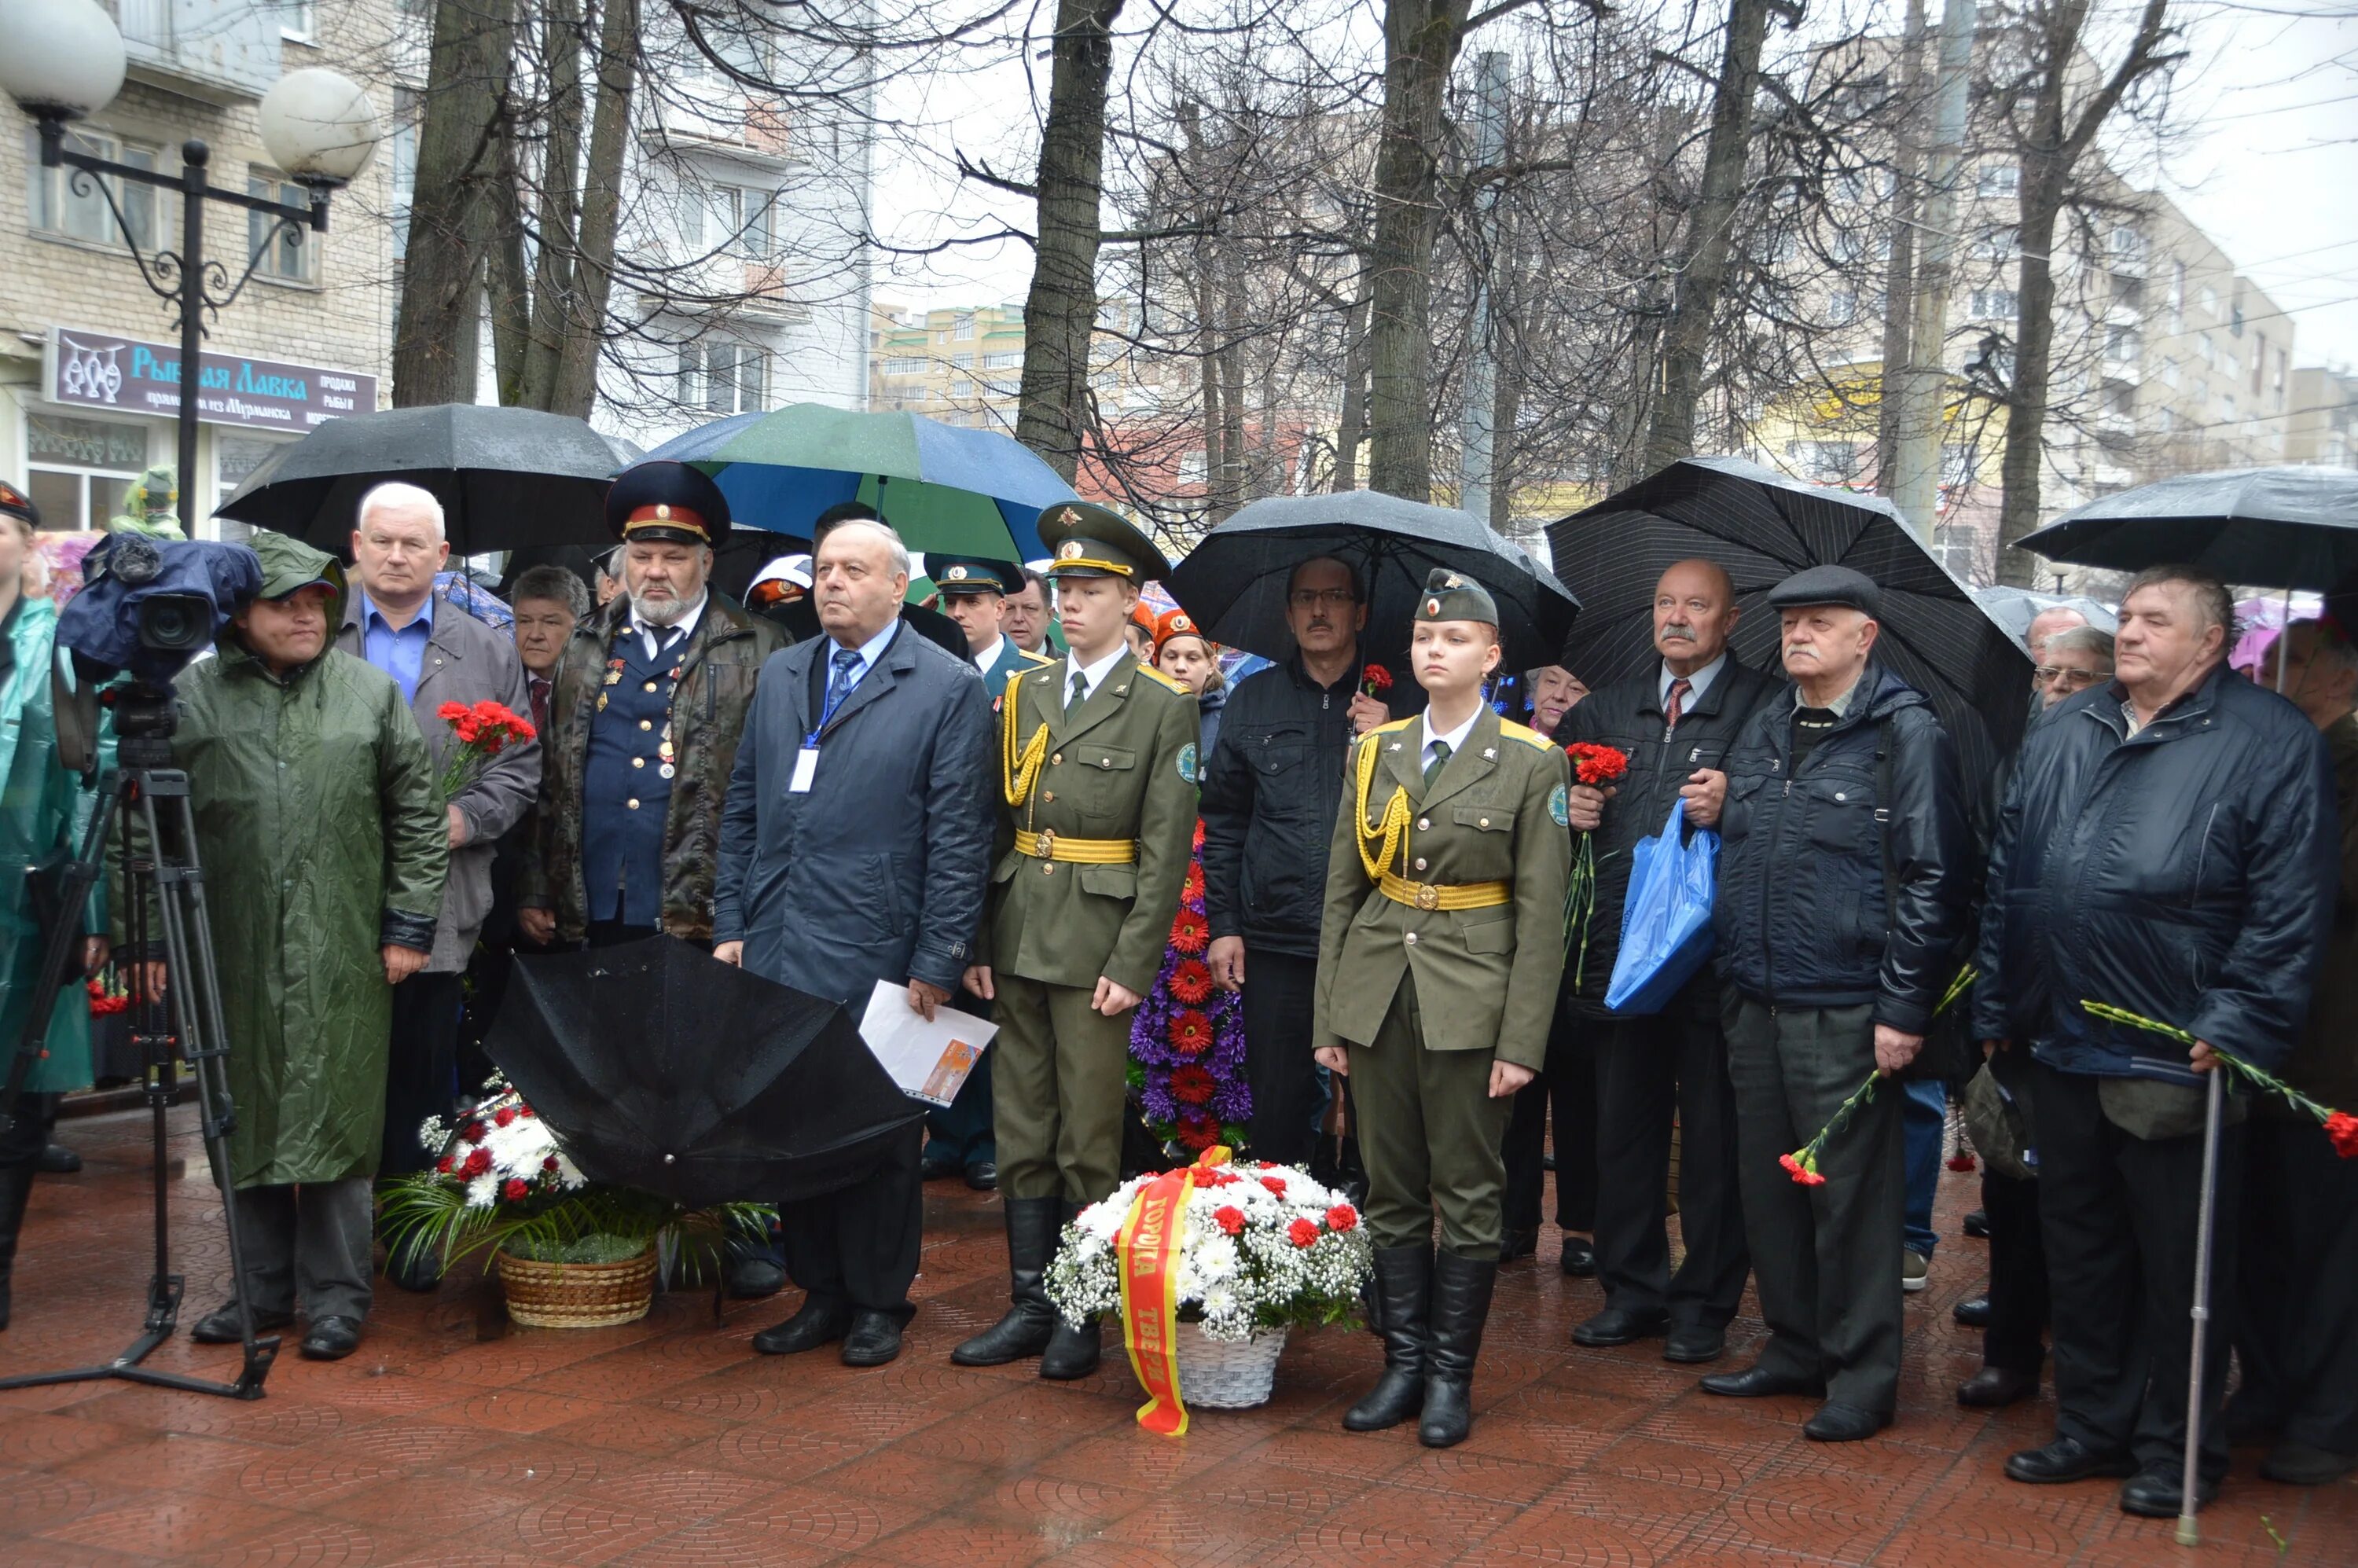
[753,1296,851,1354]
[1559,1237,1597,1278]
[1701,1364,1825,1398]
[1572,1306,1669,1348]
[299,1316,362,1361]
[1498,1227,1537,1263]
[1963,1209,1990,1239]
[963,1162,998,1192]
[1663,1325,1726,1364]
[2120,1464,2216,1518]
[2005,1437,2138,1485]
[1039,1316,1101,1380]
[190,1302,294,1344]
[839,1309,905,1367]
[1805,1402,1890,1442]
[726,1257,787,1299]
[2261,1442,2357,1487]
[35,1144,81,1174]
[920,1153,960,1181]
[1952,1293,1993,1328]
[1345,1245,1431,1433]
[1957,1367,2039,1408]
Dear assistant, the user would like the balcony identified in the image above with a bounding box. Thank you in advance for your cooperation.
[110,0,280,105]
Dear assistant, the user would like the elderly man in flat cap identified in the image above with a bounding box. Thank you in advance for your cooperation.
[1703,564,1970,1441]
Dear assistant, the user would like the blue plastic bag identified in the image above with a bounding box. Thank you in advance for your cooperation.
[1604,798,1720,1014]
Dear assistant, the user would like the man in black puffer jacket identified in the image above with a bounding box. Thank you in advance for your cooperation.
[1980,565,2335,1520]
[1706,565,1970,1444]
[1559,560,1778,1364]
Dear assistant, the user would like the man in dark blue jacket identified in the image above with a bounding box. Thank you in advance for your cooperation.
[1706,565,1969,1442]
[1979,565,2335,1518]
[714,518,995,1368]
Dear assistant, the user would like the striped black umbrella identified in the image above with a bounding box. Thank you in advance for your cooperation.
[2018,465,2358,590]
[1544,457,2031,798]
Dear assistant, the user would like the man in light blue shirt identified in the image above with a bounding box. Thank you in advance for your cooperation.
[357,581,435,702]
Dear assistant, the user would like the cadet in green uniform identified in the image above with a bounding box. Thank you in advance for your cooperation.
[953,503,1201,1379]
[1313,569,1571,1449]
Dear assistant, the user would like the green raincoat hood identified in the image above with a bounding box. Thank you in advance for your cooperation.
[245,531,348,613]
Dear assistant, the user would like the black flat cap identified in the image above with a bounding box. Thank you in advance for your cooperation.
[1767,564,1880,619]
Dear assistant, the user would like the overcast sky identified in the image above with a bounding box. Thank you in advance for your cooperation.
[872,1,2358,373]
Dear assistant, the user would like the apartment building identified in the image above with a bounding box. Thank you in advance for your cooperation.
[869,301,1028,426]
[2286,365,2358,468]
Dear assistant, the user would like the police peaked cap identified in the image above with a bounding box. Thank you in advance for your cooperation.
[931,556,1023,596]
[607,461,732,549]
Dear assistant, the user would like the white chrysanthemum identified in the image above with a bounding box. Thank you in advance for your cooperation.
[465,1173,499,1208]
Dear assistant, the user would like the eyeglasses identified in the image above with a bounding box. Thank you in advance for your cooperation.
[1287,589,1357,609]
[2034,666,2107,688]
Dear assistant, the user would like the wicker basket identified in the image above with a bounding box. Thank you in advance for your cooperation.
[496,1246,658,1328]
[1171,1322,1288,1409]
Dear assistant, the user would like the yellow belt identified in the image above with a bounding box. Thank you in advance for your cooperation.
[1377,873,1513,911]
[1014,829,1137,865]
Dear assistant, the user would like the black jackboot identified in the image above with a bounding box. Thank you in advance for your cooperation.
[952,1196,1063,1365]
[1419,1250,1497,1449]
[0,1158,34,1331]
[1344,1244,1432,1431]
[1039,1200,1101,1380]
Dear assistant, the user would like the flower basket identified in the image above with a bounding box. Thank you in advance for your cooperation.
[1175,1321,1287,1408]
[496,1246,658,1329]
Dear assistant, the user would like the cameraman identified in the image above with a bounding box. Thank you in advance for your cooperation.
[132,532,446,1361]
[0,483,109,1333]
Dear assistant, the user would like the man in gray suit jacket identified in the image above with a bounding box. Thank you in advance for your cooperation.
[714,517,994,1367]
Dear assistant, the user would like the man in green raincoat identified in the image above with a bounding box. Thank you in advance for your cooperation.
[134,531,446,1361]
[0,483,108,1332]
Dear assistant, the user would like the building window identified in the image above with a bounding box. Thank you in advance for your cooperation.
[279,0,318,39]
[704,183,776,259]
[1969,289,2018,320]
[1827,292,1858,326]
[1940,444,1978,489]
[26,413,147,531]
[2103,325,2141,365]
[29,128,161,251]
[980,351,1023,370]
[247,172,318,283]
[952,312,975,339]
[1969,226,2017,260]
[1976,163,2018,198]
[2162,357,2180,388]
[1933,522,1978,577]
[211,435,291,542]
[881,356,929,376]
[1785,440,1868,483]
[2169,262,2186,332]
[678,342,768,413]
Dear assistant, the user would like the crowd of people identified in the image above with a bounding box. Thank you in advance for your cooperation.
[1,462,2353,1518]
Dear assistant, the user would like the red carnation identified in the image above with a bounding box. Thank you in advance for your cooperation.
[1326,1204,1358,1232]
[501,1177,531,1203]
[1169,1010,1214,1056]
[1287,1217,1320,1248]
[1563,741,1630,788]
[1170,909,1210,955]
[1779,1152,1827,1188]
[1361,663,1393,696]
[1169,960,1214,1006]
[494,1105,520,1128]
[1170,1064,1217,1106]
[1213,1205,1246,1236]
[1260,1175,1287,1199]
[461,1147,493,1178]
[436,702,469,724]
[1946,1153,1977,1173]
[2326,1111,2358,1160]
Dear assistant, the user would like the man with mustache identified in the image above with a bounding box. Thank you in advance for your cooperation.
[1556,560,1779,1357]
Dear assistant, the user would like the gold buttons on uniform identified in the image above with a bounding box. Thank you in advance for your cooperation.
[644,681,658,692]
[632,758,645,769]
[640,719,652,731]
[626,799,641,810]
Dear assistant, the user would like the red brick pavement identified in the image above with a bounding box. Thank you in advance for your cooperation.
[1,1107,2350,1566]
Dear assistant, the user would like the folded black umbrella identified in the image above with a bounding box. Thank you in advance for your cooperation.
[1166,492,1581,672]
[488,936,924,1208]
[2018,465,2358,591]
[216,403,642,556]
[1544,457,2030,800]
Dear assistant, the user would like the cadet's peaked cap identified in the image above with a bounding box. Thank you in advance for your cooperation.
[607,461,732,549]
[0,479,38,528]
[1037,501,1170,584]
[931,556,1023,596]
[1766,564,1881,620]
[1414,567,1499,626]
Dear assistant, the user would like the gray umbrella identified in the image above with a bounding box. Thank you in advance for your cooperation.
[217,403,644,556]
[2018,465,2358,590]
[1970,586,2117,644]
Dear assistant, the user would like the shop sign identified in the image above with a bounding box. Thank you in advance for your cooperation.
[44,326,377,432]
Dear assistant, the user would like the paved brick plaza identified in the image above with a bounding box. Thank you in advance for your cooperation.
[1,1106,2350,1566]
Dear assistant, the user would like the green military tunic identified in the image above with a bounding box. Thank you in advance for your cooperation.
[982,650,1199,1204]
[1312,706,1570,1255]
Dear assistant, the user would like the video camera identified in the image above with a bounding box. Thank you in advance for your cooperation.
[53,534,262,765]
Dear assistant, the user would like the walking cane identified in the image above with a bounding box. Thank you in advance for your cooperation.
[2177,1065,2226,1548]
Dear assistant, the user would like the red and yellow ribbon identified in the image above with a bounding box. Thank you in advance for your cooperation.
[1116,1145,1230,1436]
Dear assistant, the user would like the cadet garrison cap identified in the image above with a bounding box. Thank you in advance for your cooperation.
[606,461,732,550]
[1414,567,1500,626]
[1765,564,1881,620]
[931,556,1023,597]
[1037,501,1171,584]
[1153,608,1210,655]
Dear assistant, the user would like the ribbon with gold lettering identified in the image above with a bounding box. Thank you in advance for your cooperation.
[1116,1145,1232,1436]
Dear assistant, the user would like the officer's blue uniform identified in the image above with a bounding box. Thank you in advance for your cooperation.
[582,623,688,929]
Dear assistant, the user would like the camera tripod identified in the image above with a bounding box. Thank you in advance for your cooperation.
[1,710,277,1399]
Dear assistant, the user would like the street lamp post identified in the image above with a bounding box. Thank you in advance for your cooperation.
[1,0,383,536]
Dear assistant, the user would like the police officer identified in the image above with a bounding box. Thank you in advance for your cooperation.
[952,504,1200,1380]
[1313,570,1571,1449]
[924,556,1053,1190]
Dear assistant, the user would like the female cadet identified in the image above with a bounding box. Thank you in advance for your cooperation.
[1311,567,1571,1448]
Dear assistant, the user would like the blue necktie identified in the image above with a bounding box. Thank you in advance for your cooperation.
[821,648,862,729]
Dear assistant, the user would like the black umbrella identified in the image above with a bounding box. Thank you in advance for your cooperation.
[1166,492,1581,672]
[487,936,924,1208]
[2018,465,2358,590]
[1544,456,2031,795]
[216,403,643,556]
